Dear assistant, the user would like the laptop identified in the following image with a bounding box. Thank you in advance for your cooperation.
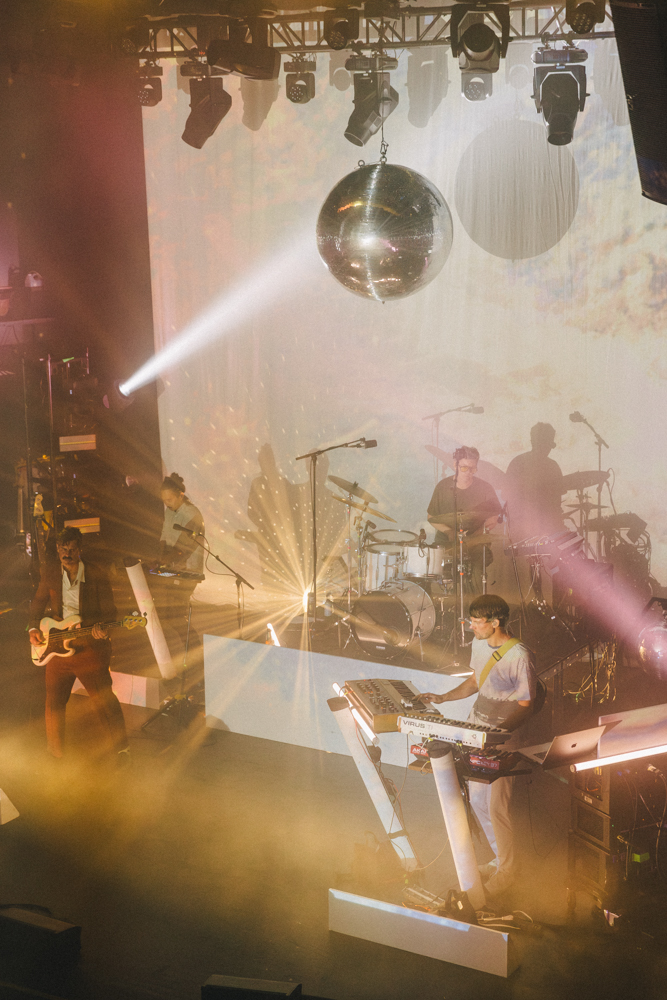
[517,726,607,769]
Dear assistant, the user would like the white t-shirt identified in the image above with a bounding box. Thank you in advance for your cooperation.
[469,637,536,703]
[468,636,536,732]
[62,561,85,619]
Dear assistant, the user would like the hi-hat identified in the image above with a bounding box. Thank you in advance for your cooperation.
[329,493,396,522]
[561,470,610,492]
[328,475,378,504]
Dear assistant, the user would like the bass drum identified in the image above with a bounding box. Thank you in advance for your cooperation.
[351,580,436,659]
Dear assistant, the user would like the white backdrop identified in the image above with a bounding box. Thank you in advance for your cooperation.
[141,40,667,608]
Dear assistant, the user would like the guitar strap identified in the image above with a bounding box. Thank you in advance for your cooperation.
[478,638,520,691]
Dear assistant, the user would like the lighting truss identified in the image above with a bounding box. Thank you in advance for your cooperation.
[134,5,615,64]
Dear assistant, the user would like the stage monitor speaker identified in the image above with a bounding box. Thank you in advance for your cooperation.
[202,977,302,999]
[610,1,667,204]
[0,907,81,966]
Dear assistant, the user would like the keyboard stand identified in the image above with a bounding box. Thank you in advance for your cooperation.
[328,696,418,871]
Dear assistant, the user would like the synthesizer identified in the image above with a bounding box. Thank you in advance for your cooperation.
[344,678,441,733]
[148,565,205,582]
[344,678,507,748]
[398,713,507,749]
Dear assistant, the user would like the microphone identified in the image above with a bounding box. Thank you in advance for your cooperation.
[569,411,584,423]
[350,437,377,449]
[470,406,484,414]
[366,520,377,531]
[174,524,202,537]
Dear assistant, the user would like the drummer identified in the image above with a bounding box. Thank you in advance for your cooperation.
[427,446,502,594]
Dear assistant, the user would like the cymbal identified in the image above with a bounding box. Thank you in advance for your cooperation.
[328,475,378,504]
[561,470,610,493]
[330,493,396,522]
[565,501,609,515]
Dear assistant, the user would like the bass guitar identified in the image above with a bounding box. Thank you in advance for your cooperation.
[31,613,147,666]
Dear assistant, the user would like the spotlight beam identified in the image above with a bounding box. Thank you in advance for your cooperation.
[120,235,314,396]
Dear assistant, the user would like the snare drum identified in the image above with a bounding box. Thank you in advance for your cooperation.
[351,579,436,659]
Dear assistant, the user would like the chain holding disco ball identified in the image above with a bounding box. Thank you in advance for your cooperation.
[316,151,453,302]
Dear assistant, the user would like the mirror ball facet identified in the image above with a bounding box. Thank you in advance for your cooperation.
[316,163,453,301]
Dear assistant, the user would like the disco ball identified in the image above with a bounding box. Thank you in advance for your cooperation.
[316,163,453,301]
[638,624,667,674]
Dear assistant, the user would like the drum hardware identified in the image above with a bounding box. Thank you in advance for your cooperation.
[565,501,609,515]
[586,512,647,537]
[328,492,396,522]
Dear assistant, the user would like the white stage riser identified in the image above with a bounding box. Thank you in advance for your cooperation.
[72,671,161,709]
[203,635,477,767]
[329,890,518,978]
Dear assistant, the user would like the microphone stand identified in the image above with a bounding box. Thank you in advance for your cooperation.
[184,531,254,640]
[576,416,609,560]
[295,437,375,651]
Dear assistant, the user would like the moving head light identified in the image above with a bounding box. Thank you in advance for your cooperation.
[344,55,399,146]
[207,22,281,81]
[532,44,588,145]
[449,4,510,102]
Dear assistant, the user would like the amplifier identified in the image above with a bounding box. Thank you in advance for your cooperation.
[568,833,623,902]
[571,798,616,852]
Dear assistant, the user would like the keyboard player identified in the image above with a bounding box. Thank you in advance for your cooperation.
[154,472,205,656]
[422,594,536,899]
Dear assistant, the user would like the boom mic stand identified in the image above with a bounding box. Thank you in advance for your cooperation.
[142,532,254,732]
[295,437,377,651]
[422,403,484,487]
[187,530,254,639]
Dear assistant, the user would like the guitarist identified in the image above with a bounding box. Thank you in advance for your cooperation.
[28,527,128,760]
[422,594,536,900]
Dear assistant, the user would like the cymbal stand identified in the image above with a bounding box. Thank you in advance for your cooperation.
[503,503,527,636]
[481,524,488,595]
[573,414,609,560]
[456,523,467,647]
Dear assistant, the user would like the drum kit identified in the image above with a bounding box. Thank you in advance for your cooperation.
[326,475,486,660]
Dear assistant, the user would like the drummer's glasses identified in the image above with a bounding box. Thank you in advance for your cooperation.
[458,463,477,475]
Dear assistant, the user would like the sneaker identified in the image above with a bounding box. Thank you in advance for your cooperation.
[484,869,515,898]
[478,860,498,881]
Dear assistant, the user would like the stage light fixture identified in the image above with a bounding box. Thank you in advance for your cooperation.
[324,10,360,50]
[285,58,316,104]
[138,64,163,107]
[449,4,510,102]
[344,55,398,146]
[532,43,588,145]
[458,22,500,101]
[566,0,606,34]
[206,21,281,81]
[182,76,232,148]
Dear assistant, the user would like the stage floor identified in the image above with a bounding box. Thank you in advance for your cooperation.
[1,607,666,1000]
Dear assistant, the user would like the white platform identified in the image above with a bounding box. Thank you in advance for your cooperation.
[203,635,476,767]
[599,702,667,758]
[329,889,518,978]
[73,671,161,709]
